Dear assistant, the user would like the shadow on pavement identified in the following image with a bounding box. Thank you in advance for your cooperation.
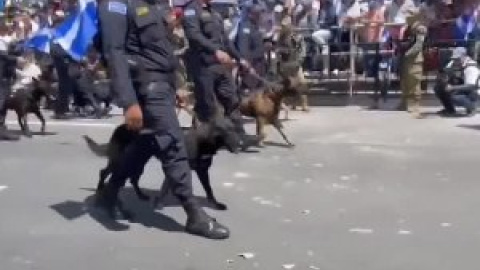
[78,187,230,211]
[50,186,230,232]
[50,187,186,233]
[9,130,58,136]
[457,124,480,131]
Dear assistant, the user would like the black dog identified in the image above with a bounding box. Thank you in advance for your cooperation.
[83,116,241,210]
[3,79,53,137]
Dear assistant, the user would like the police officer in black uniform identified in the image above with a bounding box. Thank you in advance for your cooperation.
[235,4,266,94]
[96,0,229,239]
[182,0,259,144]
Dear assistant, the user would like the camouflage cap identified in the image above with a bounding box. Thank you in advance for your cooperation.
[405,8,422,25]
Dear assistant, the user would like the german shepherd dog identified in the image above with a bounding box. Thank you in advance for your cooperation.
[239,76,304,147]
[83,115,242,210]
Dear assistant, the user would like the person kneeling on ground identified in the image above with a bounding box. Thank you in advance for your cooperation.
[434,47,479,117]
[11,51,41,92]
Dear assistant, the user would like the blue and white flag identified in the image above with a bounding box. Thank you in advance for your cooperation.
[24,27,54,54]
[23,0,99,60]
[54,0,98,60]
[228,16,242,41]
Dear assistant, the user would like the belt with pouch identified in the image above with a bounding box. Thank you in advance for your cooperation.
[127,56,175,85]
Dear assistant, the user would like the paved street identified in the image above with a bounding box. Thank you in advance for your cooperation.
[1,105,480,270]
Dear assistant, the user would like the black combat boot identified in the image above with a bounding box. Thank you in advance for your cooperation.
[94,185,133,220]
[184,203,230,240]
[94,186,118,219]
[0,125,20,141]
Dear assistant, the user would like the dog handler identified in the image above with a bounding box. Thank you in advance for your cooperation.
[234,4,267,94]
[182,0,259,146]
[96,0,230,239]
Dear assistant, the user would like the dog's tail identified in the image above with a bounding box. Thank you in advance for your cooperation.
[82,135,109,157]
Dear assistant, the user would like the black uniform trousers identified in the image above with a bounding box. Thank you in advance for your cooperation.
[51,44,75,115]
[105,76,194,205]
[192,64,245,132]
[74,71,101,110]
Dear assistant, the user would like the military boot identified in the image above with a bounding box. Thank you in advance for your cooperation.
[94,185,133,220]
[184,203,230,240]
[408,100,422,119]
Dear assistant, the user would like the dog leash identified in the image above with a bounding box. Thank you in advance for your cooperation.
[248,70,282,89]
[235,62,281,89]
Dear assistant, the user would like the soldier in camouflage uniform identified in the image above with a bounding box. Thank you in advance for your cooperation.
[398,10,428,118]
[276,15,309,112]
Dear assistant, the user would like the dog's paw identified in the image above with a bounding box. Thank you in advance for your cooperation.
[209,200,228,211]
[287,143,295,148]
[25,133,33,138]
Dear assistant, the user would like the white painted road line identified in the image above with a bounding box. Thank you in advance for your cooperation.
[6,120,116,128]
[0,186,8,192]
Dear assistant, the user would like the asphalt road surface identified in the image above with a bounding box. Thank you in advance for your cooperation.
[1,105,480,270]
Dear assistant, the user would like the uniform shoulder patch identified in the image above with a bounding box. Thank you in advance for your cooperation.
[184,9,196,17]
[243,28,250,34]
[136,6,149,16]
[108,1,127,15]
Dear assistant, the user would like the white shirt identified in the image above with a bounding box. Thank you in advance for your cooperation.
[12,63,42,91]
[338,0,364,26]
[341,0,363,18]
[30,20,39,35]
[0,34,16,52]
[385,0,416,24]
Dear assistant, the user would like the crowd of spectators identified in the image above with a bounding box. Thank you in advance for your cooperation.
[2,0,480,77]
[250,0,480,76]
